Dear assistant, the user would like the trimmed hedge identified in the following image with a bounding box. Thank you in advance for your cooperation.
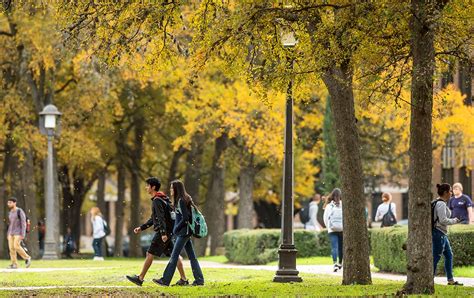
[223,229,331,264]
[371,225,474,274]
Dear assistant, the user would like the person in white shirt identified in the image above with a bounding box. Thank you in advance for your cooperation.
[305,194,322,231]
[375,192,397,227]
[323,188,343,272]
[90,207,106,261]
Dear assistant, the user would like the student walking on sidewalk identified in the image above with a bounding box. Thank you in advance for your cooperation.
[126,177,188,286]
[323,188,343,272]
[154,180,204,286]
[432,183,463,286]
[6,197,31,269]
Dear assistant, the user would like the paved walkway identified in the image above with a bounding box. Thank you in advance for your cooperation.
[2,261,474,290]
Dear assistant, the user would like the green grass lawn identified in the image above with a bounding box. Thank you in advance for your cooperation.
[1,259,473,297]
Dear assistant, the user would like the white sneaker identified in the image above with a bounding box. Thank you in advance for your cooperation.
[333,264,339,272]
[97,257,104,261]
[93,256,100,261]
[336,263,342,270]
[25,257,32,268]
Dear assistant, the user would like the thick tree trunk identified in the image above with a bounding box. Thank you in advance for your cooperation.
[403,0,446,294]
[20,148,40,259]
[205,134,228,255]
[166,147,187,191]
[322,64,372,285]
[128,118,144,257]
[184,135,206,256]
[59,166,95,253]
[0,140,11,259]
[114,164,126,257]
[96,169,107,219]
[237,164,256,229]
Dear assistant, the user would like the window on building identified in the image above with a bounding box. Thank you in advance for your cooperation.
[442,168,454,185]
[459,167,473,199]
[402,192,409,220]
[371,192,382,221]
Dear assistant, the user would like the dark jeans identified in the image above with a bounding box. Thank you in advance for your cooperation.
[162,235,204,285]
[329,232,343,264]
[432,228,454,281]
[92,237,103,257]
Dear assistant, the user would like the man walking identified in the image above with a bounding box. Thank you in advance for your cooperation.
[126,177,188,286]
[6,197,31,269]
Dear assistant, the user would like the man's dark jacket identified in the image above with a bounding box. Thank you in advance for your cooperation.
[140,192,172,236]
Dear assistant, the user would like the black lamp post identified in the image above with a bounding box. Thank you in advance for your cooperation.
[273,31,302,283]
[39,104,62,260]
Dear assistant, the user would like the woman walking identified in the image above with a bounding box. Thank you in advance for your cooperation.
[153,180,204,286]
[375,192,397,227]
[432,183,462,285]
[90,207,106,261]
[323,188,343,272]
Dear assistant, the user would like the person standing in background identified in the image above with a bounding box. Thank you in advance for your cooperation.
[305,194,322,231]
[6,197,31,269]
[448,182,473,224]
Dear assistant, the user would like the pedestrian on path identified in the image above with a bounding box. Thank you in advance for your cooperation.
[432,183,463,286]
[375,192,397,227]
[126,177,188,287]
[90,207,106,261]
[153,180,204,286]
[6,197,31,269]
[305,194,322,232]
[448,182,473,224]
[323,188,343,272]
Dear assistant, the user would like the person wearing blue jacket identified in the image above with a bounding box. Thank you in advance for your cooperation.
[153,179,204,286]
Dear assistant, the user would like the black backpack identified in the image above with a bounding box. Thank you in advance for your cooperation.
[102,219,111,236]
[17,208,31,234]
[381,203,397,227]
[431,199,444,229]
[299,200,311,224]
[158,197,175,235]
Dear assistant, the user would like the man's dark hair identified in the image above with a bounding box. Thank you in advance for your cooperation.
[7,197,17,203]
[145,177,161,191]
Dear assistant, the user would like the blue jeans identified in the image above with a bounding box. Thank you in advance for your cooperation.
[329,232,343,264]
[432,228,453,281]
[92,238,103,257]
[162,235,204,285]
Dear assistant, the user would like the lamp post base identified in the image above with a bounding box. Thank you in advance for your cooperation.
[42,241,59,260]
[273,244,302,283]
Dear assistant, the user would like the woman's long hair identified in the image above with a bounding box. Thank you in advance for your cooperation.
[323,188,342,209]
[170,180,192,209]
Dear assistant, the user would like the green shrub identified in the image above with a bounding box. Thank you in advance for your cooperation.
[370,226,408,273]
[223,229,280,265]
[223,229,332,264]
[371,225,474,273]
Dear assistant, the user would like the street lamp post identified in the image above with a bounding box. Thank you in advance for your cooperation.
[39,104,62,260]
[273,31,302,283]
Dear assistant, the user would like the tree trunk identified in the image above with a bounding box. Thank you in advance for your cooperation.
[19,147,40,259]
[184,135,206,256]
[114,163,126,257]
[59,165,95,253]
[0,140,12,259]
[128,118,145,257]
[322,64,372,285]
[205,134,228,255]
[237,164,256,229]
[166,147,187,191]
[403,0,446,294]
[96,169,107,219]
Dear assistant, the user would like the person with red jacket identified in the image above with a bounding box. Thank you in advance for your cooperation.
[126,177,188,286]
